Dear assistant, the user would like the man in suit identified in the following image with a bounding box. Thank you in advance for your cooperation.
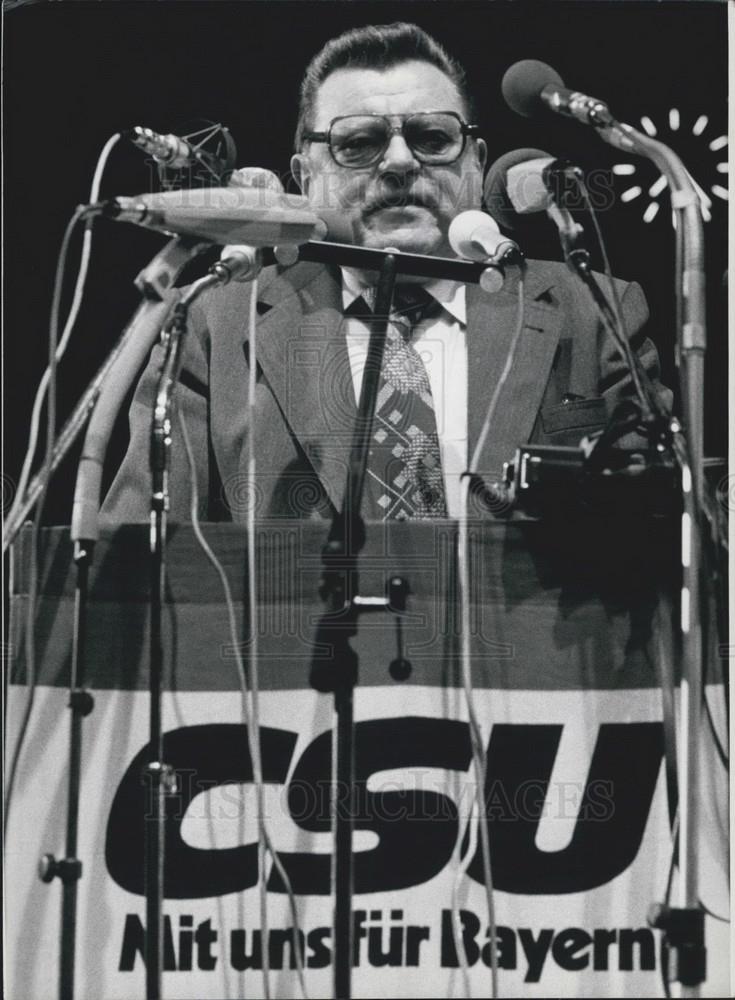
[103,22,668,523]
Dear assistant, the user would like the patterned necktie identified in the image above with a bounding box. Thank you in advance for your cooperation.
[348,285,448,520]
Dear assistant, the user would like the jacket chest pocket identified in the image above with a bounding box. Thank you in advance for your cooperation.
[539,397,608,442]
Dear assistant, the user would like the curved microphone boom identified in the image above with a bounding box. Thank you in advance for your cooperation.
[502,60,615,127]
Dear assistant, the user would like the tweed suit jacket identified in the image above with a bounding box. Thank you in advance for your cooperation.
[101,258,668,523]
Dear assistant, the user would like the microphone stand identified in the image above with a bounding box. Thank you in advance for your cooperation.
[32,236,207,1000]
[145,270,222,1000]
[308,253,397,1000]
[591,122,708,996]
[540,127,708,990]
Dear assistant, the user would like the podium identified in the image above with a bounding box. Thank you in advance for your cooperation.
[6,519,729,998]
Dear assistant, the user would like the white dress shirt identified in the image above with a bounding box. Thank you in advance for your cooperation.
[340,267,468,518]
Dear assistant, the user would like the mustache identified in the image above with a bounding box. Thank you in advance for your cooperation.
[362,190,437,215]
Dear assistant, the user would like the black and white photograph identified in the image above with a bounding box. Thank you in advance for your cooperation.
[3,1,730,998]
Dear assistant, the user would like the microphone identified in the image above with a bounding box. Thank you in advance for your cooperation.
[483,147,553,227]
[126,127,199,168]
[502,60,615,127]
[504,157,556,214]
[448,210,522,264]
[448,210,523,293]
[215,167,285,282]
[483,152,587,263]
[104,185,355,247]
[125,122,237,186]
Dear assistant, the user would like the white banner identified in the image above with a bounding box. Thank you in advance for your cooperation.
[6,682,729,999]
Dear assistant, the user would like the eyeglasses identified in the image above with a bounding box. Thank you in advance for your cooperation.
[303,111,479,169]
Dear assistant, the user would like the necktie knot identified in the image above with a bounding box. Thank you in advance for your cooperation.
[390,285,441,338]
[345,286,440,339]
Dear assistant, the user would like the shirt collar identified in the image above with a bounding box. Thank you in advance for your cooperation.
[341,266,466,326]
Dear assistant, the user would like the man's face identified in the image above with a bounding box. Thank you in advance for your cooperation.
[291,60,487,257]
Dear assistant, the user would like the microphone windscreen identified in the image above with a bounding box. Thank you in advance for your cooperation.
[502,59,565,118]
[448,210,501,260]
[483,147,551,230]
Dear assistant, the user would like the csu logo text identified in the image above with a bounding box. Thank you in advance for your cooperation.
[106,717,662,898]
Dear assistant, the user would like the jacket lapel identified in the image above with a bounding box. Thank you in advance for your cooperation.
[248,259,563,513]
[467,263,563,482]
[250,263,356,512]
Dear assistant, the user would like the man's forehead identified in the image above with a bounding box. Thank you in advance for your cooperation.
[313,60,466,126]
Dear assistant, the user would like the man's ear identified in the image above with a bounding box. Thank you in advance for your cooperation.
[476,138,488,172]
[290,153,310,196]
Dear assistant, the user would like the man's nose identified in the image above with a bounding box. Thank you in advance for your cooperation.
[379,132,419,175]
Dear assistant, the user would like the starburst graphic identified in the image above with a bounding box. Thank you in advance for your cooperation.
[612,109,727,223]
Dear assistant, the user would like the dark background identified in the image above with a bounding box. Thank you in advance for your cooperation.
[3,0,728,526]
